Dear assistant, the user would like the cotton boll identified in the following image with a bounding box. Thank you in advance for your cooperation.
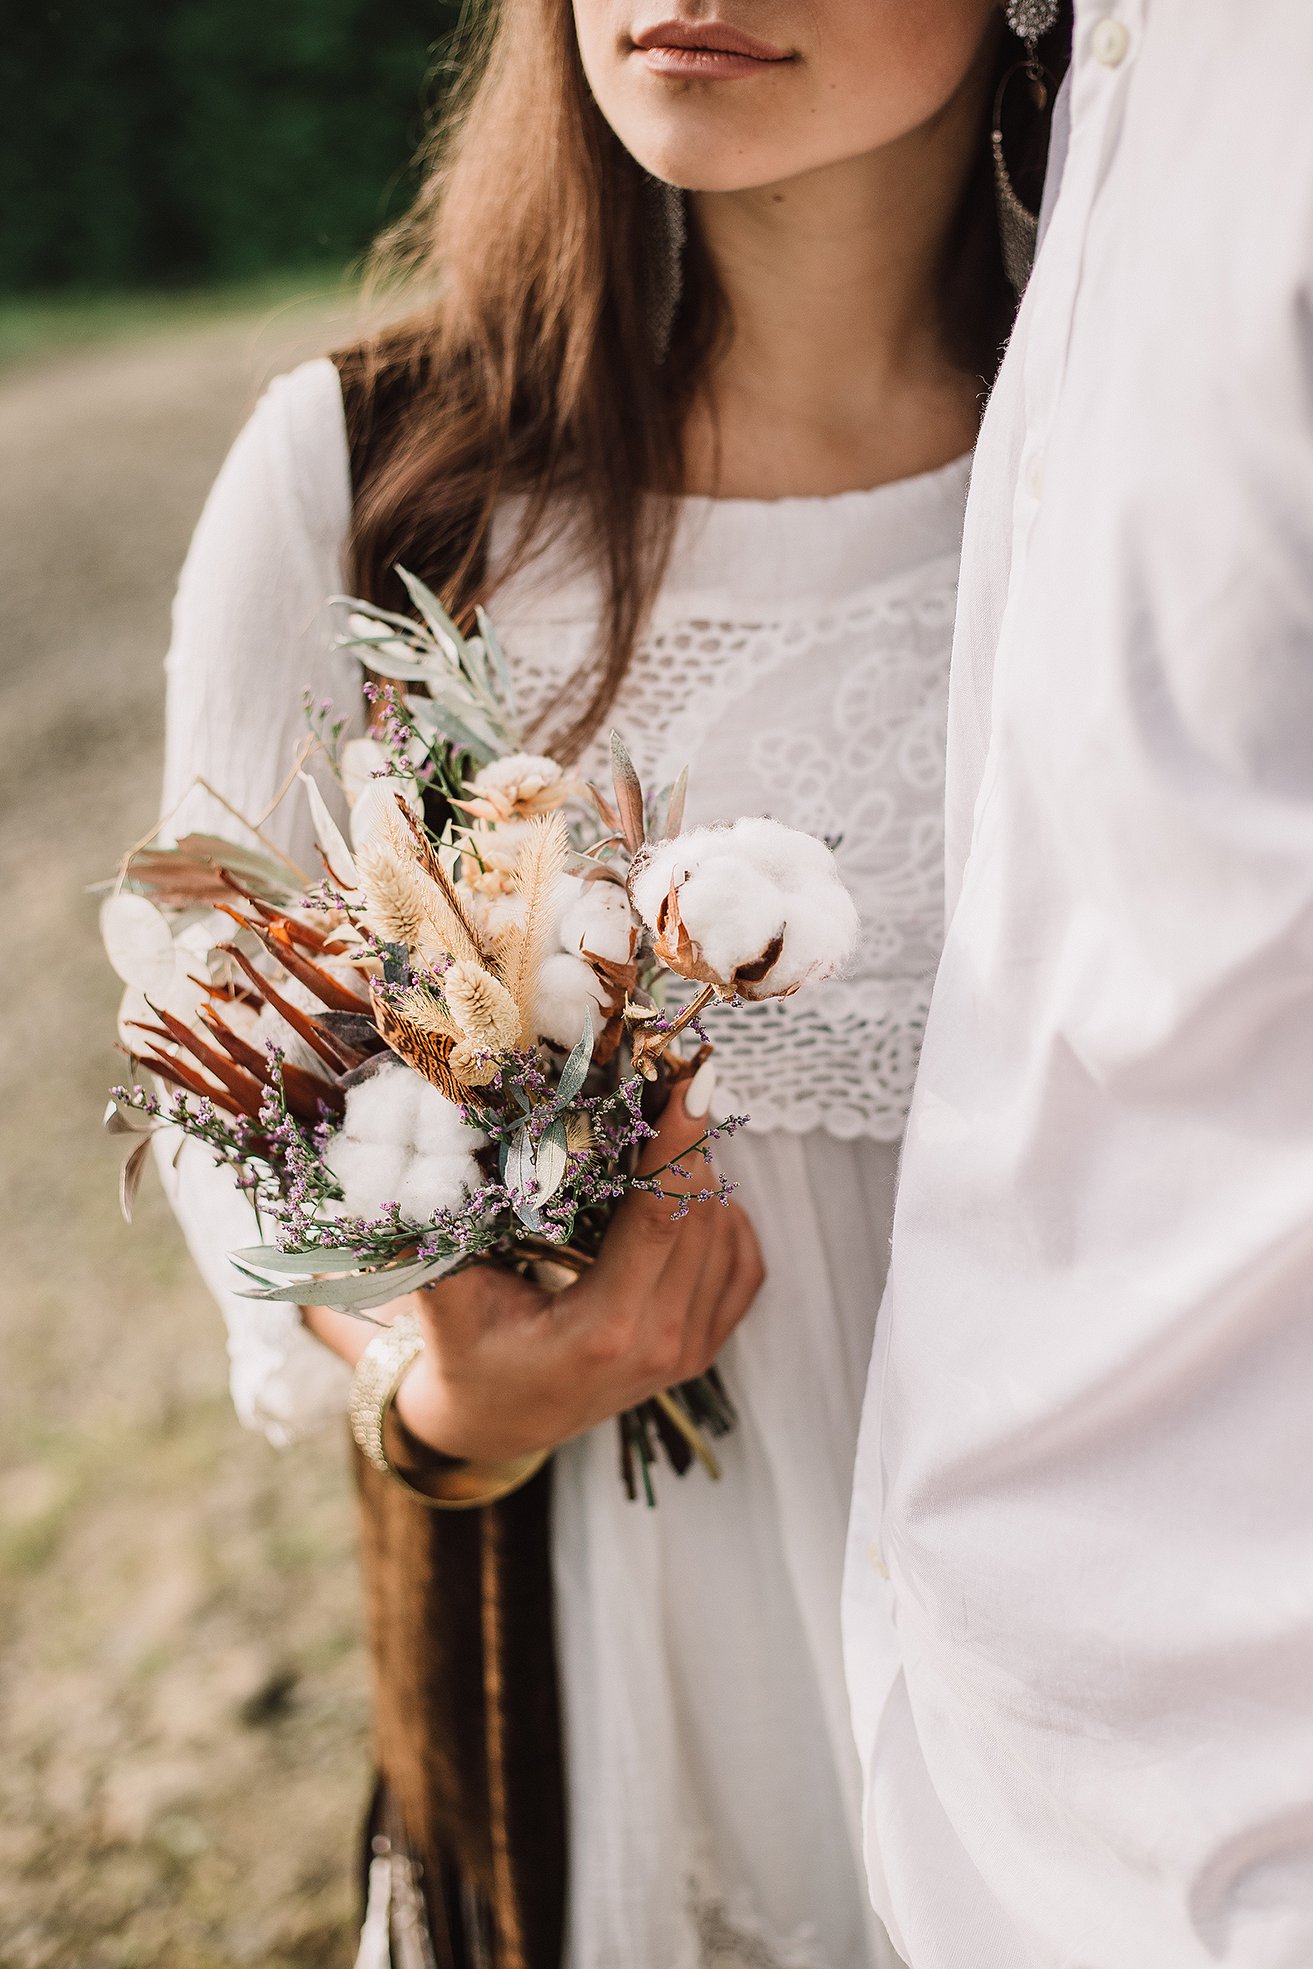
[557,878,635,966]
[768,887,861,993]
[395,1152,479,1224]
[413,1078,485,1158]
[323,1135,409,1220]
[633,817,859,999]
[326,1064,483,1224]
[670,858,783,981]
[340,1062,423,1147]
[628,837,692,931]
[729,815,837,891]
[534,951,608,1050]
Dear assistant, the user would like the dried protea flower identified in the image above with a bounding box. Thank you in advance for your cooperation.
[457,823,525,900]
[456,753,576,824]
[629,817,859,1001]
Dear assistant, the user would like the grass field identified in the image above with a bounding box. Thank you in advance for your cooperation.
[0,280,382,1968]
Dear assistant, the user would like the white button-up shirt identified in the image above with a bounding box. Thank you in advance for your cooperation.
[843,4,1313,1965]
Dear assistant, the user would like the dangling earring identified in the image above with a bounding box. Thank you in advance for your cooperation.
[645,175,686,365]
[993,0,1058,292]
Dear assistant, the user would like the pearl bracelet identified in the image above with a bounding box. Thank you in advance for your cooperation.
[348,1309,547,1509]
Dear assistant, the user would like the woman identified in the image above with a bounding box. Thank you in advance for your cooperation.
[157,2,1067,1964]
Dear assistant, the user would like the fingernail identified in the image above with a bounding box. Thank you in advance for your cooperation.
[684,1059,716,1119]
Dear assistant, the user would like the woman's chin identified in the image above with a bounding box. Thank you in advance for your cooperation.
[621,126,807,196]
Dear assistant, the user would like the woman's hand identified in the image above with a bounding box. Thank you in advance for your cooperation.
[302,1081,764,1464]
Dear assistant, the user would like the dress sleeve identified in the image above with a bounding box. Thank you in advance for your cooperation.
[151,356,360,1444]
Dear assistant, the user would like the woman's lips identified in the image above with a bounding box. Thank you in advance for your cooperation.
[631,18,793,79]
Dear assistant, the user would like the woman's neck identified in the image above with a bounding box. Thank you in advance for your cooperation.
[683,81,989,500]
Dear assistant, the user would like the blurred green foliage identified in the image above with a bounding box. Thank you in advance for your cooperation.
[3,0,463,293]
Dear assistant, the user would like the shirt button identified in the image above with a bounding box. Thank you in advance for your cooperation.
[1090,16,1130,65]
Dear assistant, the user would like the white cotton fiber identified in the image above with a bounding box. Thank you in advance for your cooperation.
[730,815,837,888]
[628,839,691,930]
[534,951,608,1050]
[631,817,859,996]
[413,1077,484,1157]
[557,878,635,966]
[468,889,527,939]
[325,1063,484,1224]
[779,886,862,992]
[672,859,783,979]
[322,1136,410,1221]
[341,1062,423,1145]
[395,1152,478,1223]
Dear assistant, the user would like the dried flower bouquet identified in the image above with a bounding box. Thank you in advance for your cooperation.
[104,572,858,1502]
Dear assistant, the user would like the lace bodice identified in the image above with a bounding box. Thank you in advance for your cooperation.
[490,462,970,1140]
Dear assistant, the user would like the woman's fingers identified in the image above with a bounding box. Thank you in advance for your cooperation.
[671,1201,763,1382]
[588,1086,709,1304]
[636,1078,717,1189]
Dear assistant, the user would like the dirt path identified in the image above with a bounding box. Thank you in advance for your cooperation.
[0,296,377,1969]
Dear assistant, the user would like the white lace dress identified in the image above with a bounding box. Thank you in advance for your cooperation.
[156,358,969,1969]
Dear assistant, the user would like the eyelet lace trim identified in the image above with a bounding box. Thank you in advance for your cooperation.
[506,563,957,1143]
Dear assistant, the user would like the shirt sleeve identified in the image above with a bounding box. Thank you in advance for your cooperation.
[151,356,360,1444]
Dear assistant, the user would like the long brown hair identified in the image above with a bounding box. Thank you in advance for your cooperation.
[345,0,1069,759]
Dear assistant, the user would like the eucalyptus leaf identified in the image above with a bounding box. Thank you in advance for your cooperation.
[410,693,500,761]
[170,835,299,900]
[474,606,516,718]
[609,730,647,854]
[335,642,430,677]
[505,1123,536,1200]
[555,1009,594,1107]
[534,1119,569,1205]
[229,1244,373,1276]
[461,634,494,703]
[233,1256,452,1311]
[329,595,432,639]
[397,567,464,664]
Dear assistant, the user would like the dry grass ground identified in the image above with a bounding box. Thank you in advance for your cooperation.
[0,284,385,1969]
